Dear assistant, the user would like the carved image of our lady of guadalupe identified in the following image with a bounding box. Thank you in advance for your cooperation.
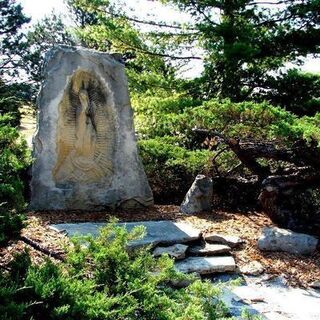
[53,70,115,184]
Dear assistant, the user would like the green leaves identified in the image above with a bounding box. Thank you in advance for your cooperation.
[163,0,320,103]
[0,114,30,247]
[0,222,231,319]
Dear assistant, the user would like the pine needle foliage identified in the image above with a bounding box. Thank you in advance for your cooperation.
[0,222,232,320]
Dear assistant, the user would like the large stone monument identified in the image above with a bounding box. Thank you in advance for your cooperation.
[30,46,153,210]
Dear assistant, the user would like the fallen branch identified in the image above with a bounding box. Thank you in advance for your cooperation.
[20,235,65,261]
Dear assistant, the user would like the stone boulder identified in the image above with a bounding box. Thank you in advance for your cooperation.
[30,46,153,210]
[180,175,213,214]
[258,227,318,256]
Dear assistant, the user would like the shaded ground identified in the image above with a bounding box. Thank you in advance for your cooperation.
[1,206,319,289]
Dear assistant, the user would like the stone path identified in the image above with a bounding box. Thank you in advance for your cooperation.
[216,274,320,320]
[175,256,236,274]
[51,221,236,274]
[51,221,201,248]
[50,220,320,319]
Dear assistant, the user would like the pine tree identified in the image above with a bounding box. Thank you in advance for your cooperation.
[161,0,320,101]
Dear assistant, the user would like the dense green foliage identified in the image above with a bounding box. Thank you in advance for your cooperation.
[135,95,320,198]
[19,13,76,84]
[258,69,320,116]
[162,0,320,103]
[0,223,231,320]
[0,114,30,246]
[0,0,33,121]
[65,0,184,95]
[139,138,211,202]
[0,0,30,77]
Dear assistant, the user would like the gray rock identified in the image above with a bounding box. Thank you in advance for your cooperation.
[204,233,244,248]
[175,256,236,274]
[188,243,231,256]
[180,175,213,214]
[310,280,320,289]
[30,46,153,210]
[51,220,201,248]
[258,227,318,256]
[153,244,188,260]
[240,261,265,276]
[222,275,320,320]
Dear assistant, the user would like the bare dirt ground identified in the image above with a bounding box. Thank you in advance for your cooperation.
[1,206,319,289]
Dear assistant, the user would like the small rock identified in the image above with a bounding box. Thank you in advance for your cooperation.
[258,227,318,256]
[240,261,265,276]
[204,233,244,248]
[188,243,231,256]
[153,244,188,260]
[180,175,213,214]
[309,280,320,289]
[175,256,236,275]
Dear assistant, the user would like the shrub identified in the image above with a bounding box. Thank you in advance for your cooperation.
[0,222,231,320]
[0,80,34,126]
[259,69,320,117]
[134,96,300,147]
[133,94,201,141]
[0,114,30,246]
[138,138,212,203]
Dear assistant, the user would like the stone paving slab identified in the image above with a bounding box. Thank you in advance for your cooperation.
[213,274,320,320]
[188,243,231,256]
[175,256,236,274]
[204,233,244,248]
[153,244,188,260]
[50,220,201,248]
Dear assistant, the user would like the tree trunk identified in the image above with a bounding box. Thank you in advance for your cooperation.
[194,129,320,235]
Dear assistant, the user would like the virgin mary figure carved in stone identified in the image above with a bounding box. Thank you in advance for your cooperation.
[53,70,115,184]
[71,87,97,172]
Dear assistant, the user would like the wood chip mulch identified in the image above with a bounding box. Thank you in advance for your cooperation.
[1,205,319,288]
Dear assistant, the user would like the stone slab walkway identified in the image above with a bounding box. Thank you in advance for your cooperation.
[215,274,320,320]
[50,221,201,248]
[175,256,236,274]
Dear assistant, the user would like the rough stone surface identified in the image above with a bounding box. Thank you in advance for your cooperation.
[240,261,265,276]
[258,227,318,256]
[175,256,236,274]
[153,244,188,260]
[221,275,320,320]
[180,175,213,214]
[204,233,244,248]
[309,281,320,289]
[30,46,153,210]
[51,220,201,248]
[188,243,231,256]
